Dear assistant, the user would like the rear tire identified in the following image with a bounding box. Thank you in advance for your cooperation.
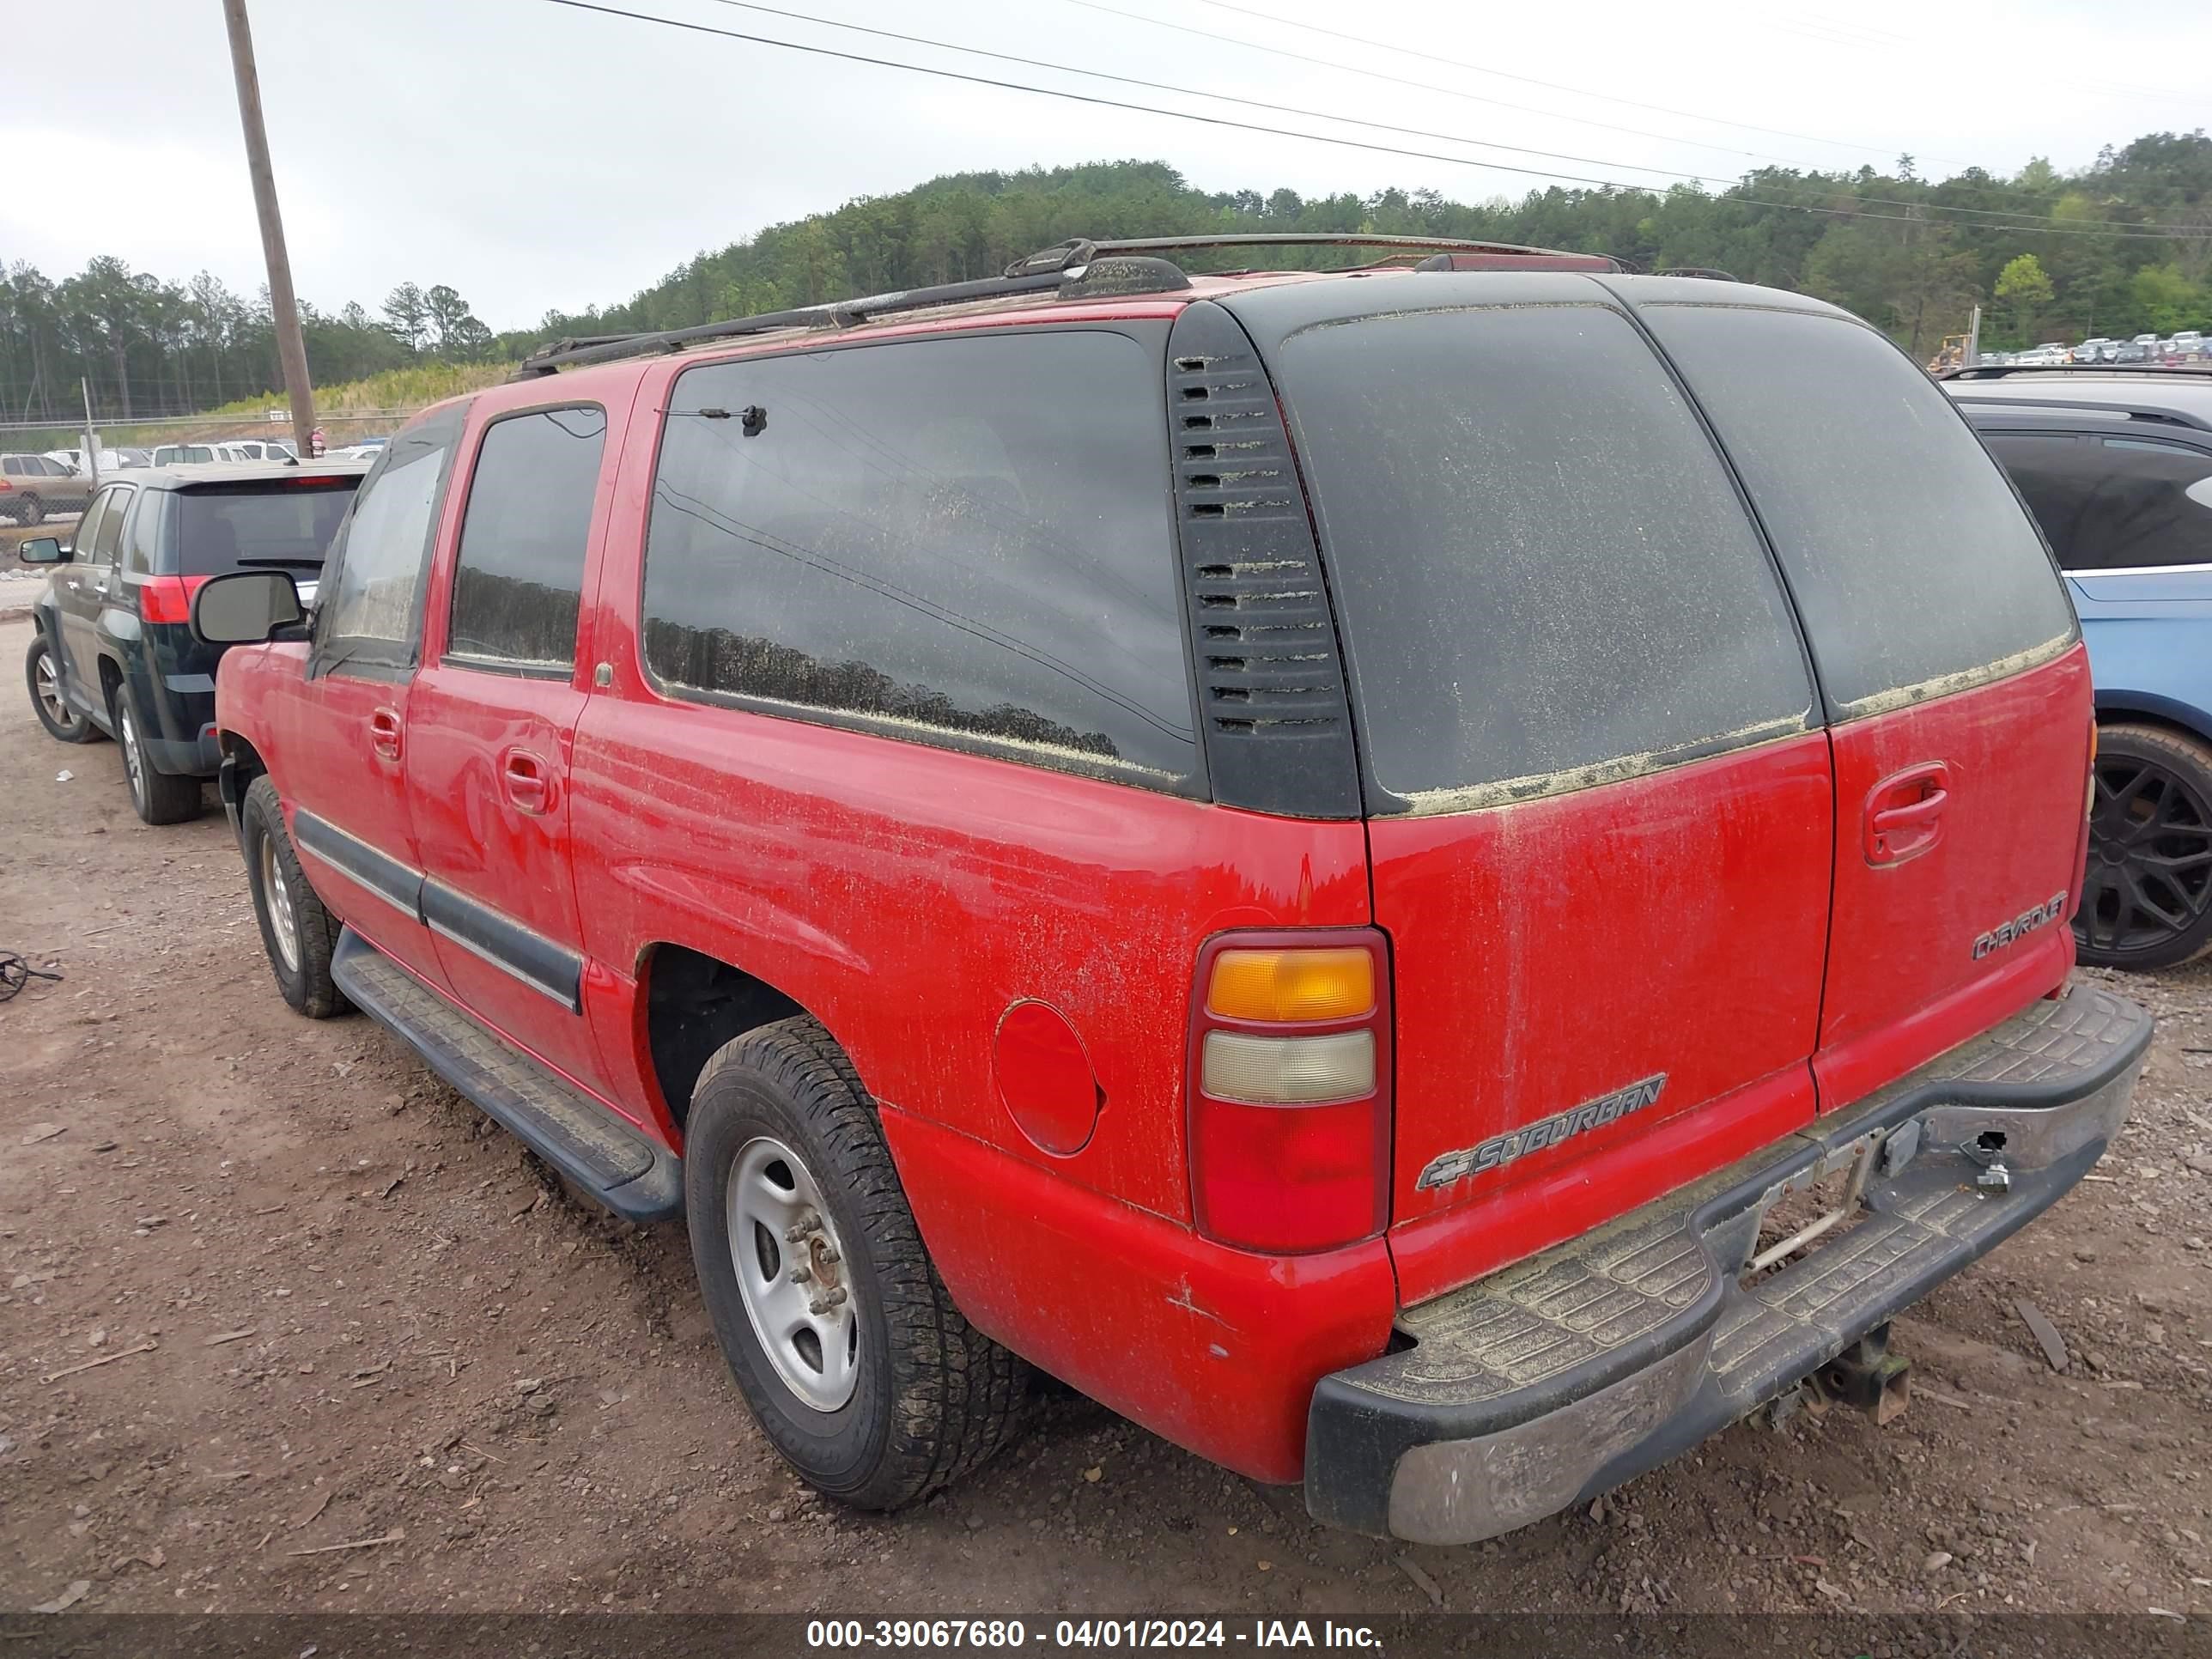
[26,636,95,744]
[685,1017,1028,1510]
[2076,721,2212,971]
[113,688,203,825]
[9,494,42,526]
[241,774,349,1018]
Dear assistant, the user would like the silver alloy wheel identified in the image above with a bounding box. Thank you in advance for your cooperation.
[727,1134,860,1413]
[259,833,302,974]
[33,647,73,732]
[118,702,143,805]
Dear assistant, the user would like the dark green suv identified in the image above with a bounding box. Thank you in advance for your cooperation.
[22,463,365,823]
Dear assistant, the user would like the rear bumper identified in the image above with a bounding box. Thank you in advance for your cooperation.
[1304,983,2151,1543]
[143,726,220,777]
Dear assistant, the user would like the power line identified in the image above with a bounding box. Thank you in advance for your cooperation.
[690,0,2162,235]
[1050,0,1807,172]
[533,0,2193,243]
[691,0,1713,187]
[1050,0,2173,223]
[1088,0,1954,166]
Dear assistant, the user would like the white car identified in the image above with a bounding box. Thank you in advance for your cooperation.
[225,438,299,463]
[149,443,225,467]
[42,447,148,475]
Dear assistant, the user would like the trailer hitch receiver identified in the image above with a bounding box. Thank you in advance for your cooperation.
[1812,1322,1912,1426]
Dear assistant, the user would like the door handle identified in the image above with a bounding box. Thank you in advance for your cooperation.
[368,707,404,763]
[1863,762,1950,866]
[501,748,554,815]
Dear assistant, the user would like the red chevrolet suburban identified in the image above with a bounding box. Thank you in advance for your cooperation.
[197,236,2152,1544]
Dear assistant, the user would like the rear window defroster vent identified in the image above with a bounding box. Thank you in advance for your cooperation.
[1165,302,1361,818]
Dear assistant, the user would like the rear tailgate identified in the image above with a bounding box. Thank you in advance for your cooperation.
[1626,288,2088,1105]
[1232,277,1834,1304]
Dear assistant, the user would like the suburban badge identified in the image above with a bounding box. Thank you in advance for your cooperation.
[1416,1074,1668,1192]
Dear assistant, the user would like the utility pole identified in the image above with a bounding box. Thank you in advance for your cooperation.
[222,0,314,458]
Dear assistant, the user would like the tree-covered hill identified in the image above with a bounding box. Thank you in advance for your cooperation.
[5,132,2206,424]
[511,137,2209,362]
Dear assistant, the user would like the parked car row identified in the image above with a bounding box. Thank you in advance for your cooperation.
[145,438,300,467]
[15,249,2179,1551]
[0,440,304,517]
[1986,331,2209,368]
[41,446,153,476]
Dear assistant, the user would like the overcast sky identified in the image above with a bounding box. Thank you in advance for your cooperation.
[4,0,2205,332]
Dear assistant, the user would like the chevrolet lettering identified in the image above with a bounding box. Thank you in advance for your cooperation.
[1973,893,2069,960]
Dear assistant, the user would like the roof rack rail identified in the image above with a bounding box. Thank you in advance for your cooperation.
[1007,232,1621,276]
[514,232,1633,379]
[1653,266,1741,282]
[512,258,1196,379]
[1942,362,2212,381]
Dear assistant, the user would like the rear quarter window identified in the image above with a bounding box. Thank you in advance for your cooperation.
[1268,302,1815,812]
[1638,304,2076,717]
[641,328,1198,789]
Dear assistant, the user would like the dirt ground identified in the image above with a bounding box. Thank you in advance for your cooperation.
[2,605,2209,1622]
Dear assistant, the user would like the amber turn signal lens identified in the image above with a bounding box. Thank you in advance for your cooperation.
[1206,948,1375,1023]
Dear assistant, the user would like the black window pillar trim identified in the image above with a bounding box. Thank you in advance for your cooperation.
[308,401,471,682]
[1162,301,1362,820]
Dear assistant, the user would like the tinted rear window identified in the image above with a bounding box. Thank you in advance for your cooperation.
[1638,305,2075,716]
[1271,303,1814,811]
[1984,431,2212,572]
[173,481,359,576]
[641,329,1196,787]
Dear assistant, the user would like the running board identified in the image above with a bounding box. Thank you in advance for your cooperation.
[331,928,683,1224]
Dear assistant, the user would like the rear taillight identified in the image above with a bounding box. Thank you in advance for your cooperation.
[135,574,209,624]
[1188,930,1391,1254]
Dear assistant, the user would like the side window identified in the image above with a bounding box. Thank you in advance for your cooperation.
[1639,305,2076,718]
[125,489,168,574]
[91,486,134,566]
[71,490,113,561]
[641,330,1197,788]
[446,405,605,673]
[2,459,25,477]
[1987,433,2212,573]
[315,407,465,672]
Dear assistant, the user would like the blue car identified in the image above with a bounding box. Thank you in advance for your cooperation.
[1948,368,2212,969]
